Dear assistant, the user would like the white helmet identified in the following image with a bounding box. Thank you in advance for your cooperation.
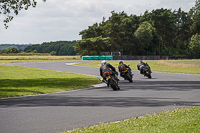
[101,60,107,66]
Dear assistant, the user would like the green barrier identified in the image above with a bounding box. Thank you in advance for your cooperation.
[106,56,113,60]
[82,56,113,60]
[98,56,106,60]
[92,56,99,60]
[82,56,92,60]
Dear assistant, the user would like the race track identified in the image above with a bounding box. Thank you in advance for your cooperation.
[0,61,200,133]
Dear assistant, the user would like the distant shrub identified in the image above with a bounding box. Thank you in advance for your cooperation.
[2,47,19,54]
[0,53,50,56]
[50,51,56,56]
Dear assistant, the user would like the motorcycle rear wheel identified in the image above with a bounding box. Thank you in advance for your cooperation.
[126,73,133,83]
[147,72,152,79]
[110,78,119,90]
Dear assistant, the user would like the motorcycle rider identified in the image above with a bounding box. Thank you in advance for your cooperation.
[137,60,145,74]
[100,60,118,86]
[137,60,145,70]
[118,61,132,79]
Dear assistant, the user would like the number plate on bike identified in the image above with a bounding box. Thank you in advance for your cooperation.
[123,70,128,72]
[145,69,148,71]
[106,76,111,80]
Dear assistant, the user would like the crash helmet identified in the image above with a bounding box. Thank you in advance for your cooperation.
[119,61,123,64]
[101,60,107,66]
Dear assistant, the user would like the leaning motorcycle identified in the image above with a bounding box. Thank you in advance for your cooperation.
[120,66,133,82]
[103,71,120,90]
[140,63,152,79]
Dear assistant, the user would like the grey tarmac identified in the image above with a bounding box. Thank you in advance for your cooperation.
[0,61,200,133]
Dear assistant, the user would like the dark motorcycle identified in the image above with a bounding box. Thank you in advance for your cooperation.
[139,63,152,79]
[120,65,133,82]
[103,71,120,90]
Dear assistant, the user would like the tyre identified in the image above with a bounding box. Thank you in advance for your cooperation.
[147,71,152,79]
[117,86,120,90]
[137,64,140,70]
[110,78,118,91]
[126,73,133,83]
[140,68,143,74]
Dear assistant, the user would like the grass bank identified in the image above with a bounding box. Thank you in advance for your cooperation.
[0,65,101,98]
[0,55,81,61]
[75,60,200,75]
[64,107,200,133]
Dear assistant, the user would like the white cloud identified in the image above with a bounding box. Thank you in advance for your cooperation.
[0,0,196,44]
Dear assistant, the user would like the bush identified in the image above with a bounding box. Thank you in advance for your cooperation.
[50,51,56,56]
[1,47,19,54]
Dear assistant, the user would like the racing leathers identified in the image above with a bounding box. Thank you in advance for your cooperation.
[118,64,131,78]
[100,63,117,80]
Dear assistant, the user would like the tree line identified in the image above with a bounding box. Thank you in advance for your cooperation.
[75,0,200,57]
[24,41,77,55]
[0,44,31,50]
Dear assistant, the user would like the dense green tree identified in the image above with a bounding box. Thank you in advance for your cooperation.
[78,11,141,55]
[3,47,19,53]
[172,8,192,56]
[143,8,177,55]
[75,36,110,56]
[75,1,200,57]
[134,21,155,55]
[122,14,140,55]
[103,11,129,52]
[189,33,200,56]
[79,23,103,39]
[190,0,200,35]
[24,41,77,55]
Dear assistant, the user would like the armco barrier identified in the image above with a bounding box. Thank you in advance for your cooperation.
[82,56,113,60]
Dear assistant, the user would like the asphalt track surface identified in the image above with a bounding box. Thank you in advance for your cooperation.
[0,61,200,133]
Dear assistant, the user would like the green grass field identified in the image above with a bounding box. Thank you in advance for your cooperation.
[0,65,101,98]
[0,55,81,61]
[64,107,200,133]
[75,60,200,75]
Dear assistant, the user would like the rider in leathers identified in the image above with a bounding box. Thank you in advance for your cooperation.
[100,60,118,83]
[118,61,132,79]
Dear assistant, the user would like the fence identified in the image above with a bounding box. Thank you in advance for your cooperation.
[113,56,169,60]
[168,56,200,60]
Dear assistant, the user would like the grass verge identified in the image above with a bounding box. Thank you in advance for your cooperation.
[64,107,200,133]
[0,55,81,61]
[75,60,200,75]
[0,65,101,98]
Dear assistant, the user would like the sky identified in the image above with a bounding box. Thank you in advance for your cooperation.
[0,0,196,44]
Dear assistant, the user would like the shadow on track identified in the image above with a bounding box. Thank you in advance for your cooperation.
[1,80,199,108]
[118,80,200,91]
[0,95,199,108]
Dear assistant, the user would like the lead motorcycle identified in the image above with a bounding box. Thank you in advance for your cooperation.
[139,62,152,79]
[103,71,120,91]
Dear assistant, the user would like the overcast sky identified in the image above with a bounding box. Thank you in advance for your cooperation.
[0,0,196,44]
